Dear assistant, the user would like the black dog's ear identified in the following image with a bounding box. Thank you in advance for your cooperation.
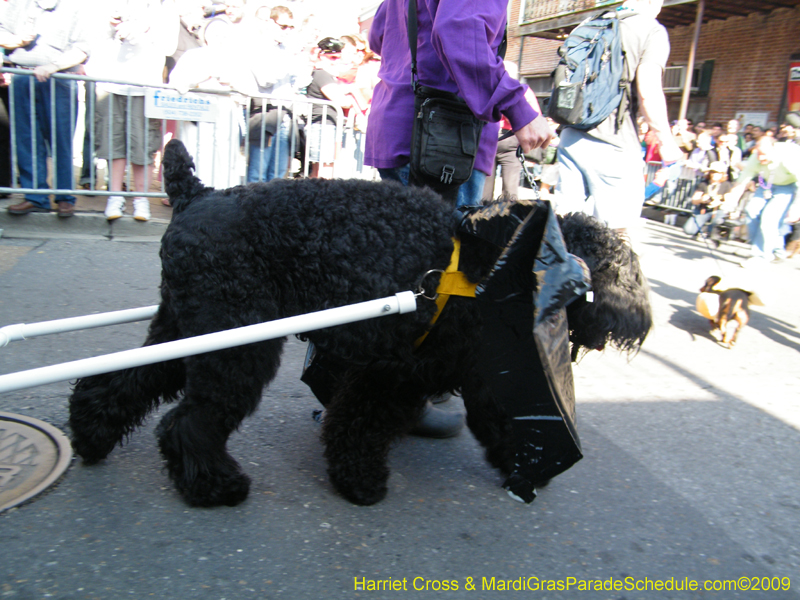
[701,275,722,293]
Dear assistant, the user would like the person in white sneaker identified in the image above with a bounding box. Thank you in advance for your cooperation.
[87,0,179,221]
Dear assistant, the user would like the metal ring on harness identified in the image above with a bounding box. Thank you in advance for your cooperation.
[414,269,444,301]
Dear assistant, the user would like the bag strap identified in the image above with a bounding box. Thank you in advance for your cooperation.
[408,0,420,92]
[611,10,636,133]
[408,0,507,93]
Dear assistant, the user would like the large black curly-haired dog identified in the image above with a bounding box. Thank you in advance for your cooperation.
[68,139,651,508]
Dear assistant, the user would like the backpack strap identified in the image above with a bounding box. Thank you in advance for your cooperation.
[613,10,637,133]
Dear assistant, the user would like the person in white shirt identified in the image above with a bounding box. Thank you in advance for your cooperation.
[86,0,179,221]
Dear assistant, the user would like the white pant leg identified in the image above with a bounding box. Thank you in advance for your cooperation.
[556,128,645,230]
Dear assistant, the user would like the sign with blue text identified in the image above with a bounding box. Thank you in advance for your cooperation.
[145,90,218,122]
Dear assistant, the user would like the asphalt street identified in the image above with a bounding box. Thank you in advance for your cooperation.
[0,214,799,600]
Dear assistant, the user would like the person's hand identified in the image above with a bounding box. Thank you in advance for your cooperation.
[0,32,35,50]
[115,20,148,44]
[33,64,59,82]
[200,77,227,91]
[514,114,554,153]
[653,168,669,187]
[172,82,191,95]
[658,137,683,164]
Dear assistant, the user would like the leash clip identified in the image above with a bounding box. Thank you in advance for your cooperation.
[414,269,444,300]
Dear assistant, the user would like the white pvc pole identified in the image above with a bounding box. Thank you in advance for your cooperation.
[0,305,160,347]
[0,292,418,394]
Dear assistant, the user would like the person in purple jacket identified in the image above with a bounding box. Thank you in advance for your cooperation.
[364,0,552,208]
[359,0,552,437]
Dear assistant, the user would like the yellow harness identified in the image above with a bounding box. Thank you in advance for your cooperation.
[414,238,478,347]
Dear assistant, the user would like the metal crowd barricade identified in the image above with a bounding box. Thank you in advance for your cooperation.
[243,93,345,181]
[1,67,170,202]
[643,159,704,215]
[0,67,347,204]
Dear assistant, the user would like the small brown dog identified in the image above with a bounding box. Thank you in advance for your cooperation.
[699,276,750,348]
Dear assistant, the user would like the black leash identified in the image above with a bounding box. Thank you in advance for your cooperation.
[688,213,735,275]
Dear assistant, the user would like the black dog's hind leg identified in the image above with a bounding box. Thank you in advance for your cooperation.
[155,339,284,507]
[322,369,426,506]
[69,304,186,463]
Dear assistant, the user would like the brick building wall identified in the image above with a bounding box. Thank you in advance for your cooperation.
[507,0,562,78]
[666,7,800,126]
[508,3,800,126]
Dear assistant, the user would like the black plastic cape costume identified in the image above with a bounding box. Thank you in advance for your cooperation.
[303,199,591,503]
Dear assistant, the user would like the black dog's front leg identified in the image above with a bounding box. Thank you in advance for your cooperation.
[156,339,284,507]
[321,368,425,506]
[460,369,515,475]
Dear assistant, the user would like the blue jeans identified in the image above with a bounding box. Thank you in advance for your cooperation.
[247,121,291,183]
[683,208,727,238]
[744,183,796,259]
[12,74,78,207]
[378,164,486,207]
[456,169,487,207]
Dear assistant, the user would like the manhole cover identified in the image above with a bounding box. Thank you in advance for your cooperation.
[0,412,72,512]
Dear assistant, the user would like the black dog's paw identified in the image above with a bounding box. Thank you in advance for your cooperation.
[70,434,116,465]
[179,467,251,508]
[163,449,252,508]
[69,415,124,464]
[327,463,389,506]
[484,445,515,475]
[156,410,251,507]
[333,478,388,506]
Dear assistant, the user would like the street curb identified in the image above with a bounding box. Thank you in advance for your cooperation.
[0,205,169,240]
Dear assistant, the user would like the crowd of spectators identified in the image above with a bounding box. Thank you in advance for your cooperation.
[1,0,798,259]
[634,114,800,263]
[0,0,381,219]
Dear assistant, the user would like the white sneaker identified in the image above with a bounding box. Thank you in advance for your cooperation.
[133,197,151,222]
[104,195,125,220]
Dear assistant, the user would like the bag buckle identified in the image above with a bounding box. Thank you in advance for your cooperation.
[441,165,455,184]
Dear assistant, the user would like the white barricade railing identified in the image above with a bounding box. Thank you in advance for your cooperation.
[0,292,417,394]
[0,305,159,347]
[0,68,347,200]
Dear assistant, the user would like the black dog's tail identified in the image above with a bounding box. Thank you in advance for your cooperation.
[162,139,213,214]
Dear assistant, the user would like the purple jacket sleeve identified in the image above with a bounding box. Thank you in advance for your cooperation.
[368,1,387,57]
[429,0,537,130]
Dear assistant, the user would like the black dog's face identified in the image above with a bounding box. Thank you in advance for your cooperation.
[700,276,722,293]
[558,213,653,359]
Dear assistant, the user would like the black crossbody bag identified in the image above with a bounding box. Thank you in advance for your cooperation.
[407,2,505,192]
